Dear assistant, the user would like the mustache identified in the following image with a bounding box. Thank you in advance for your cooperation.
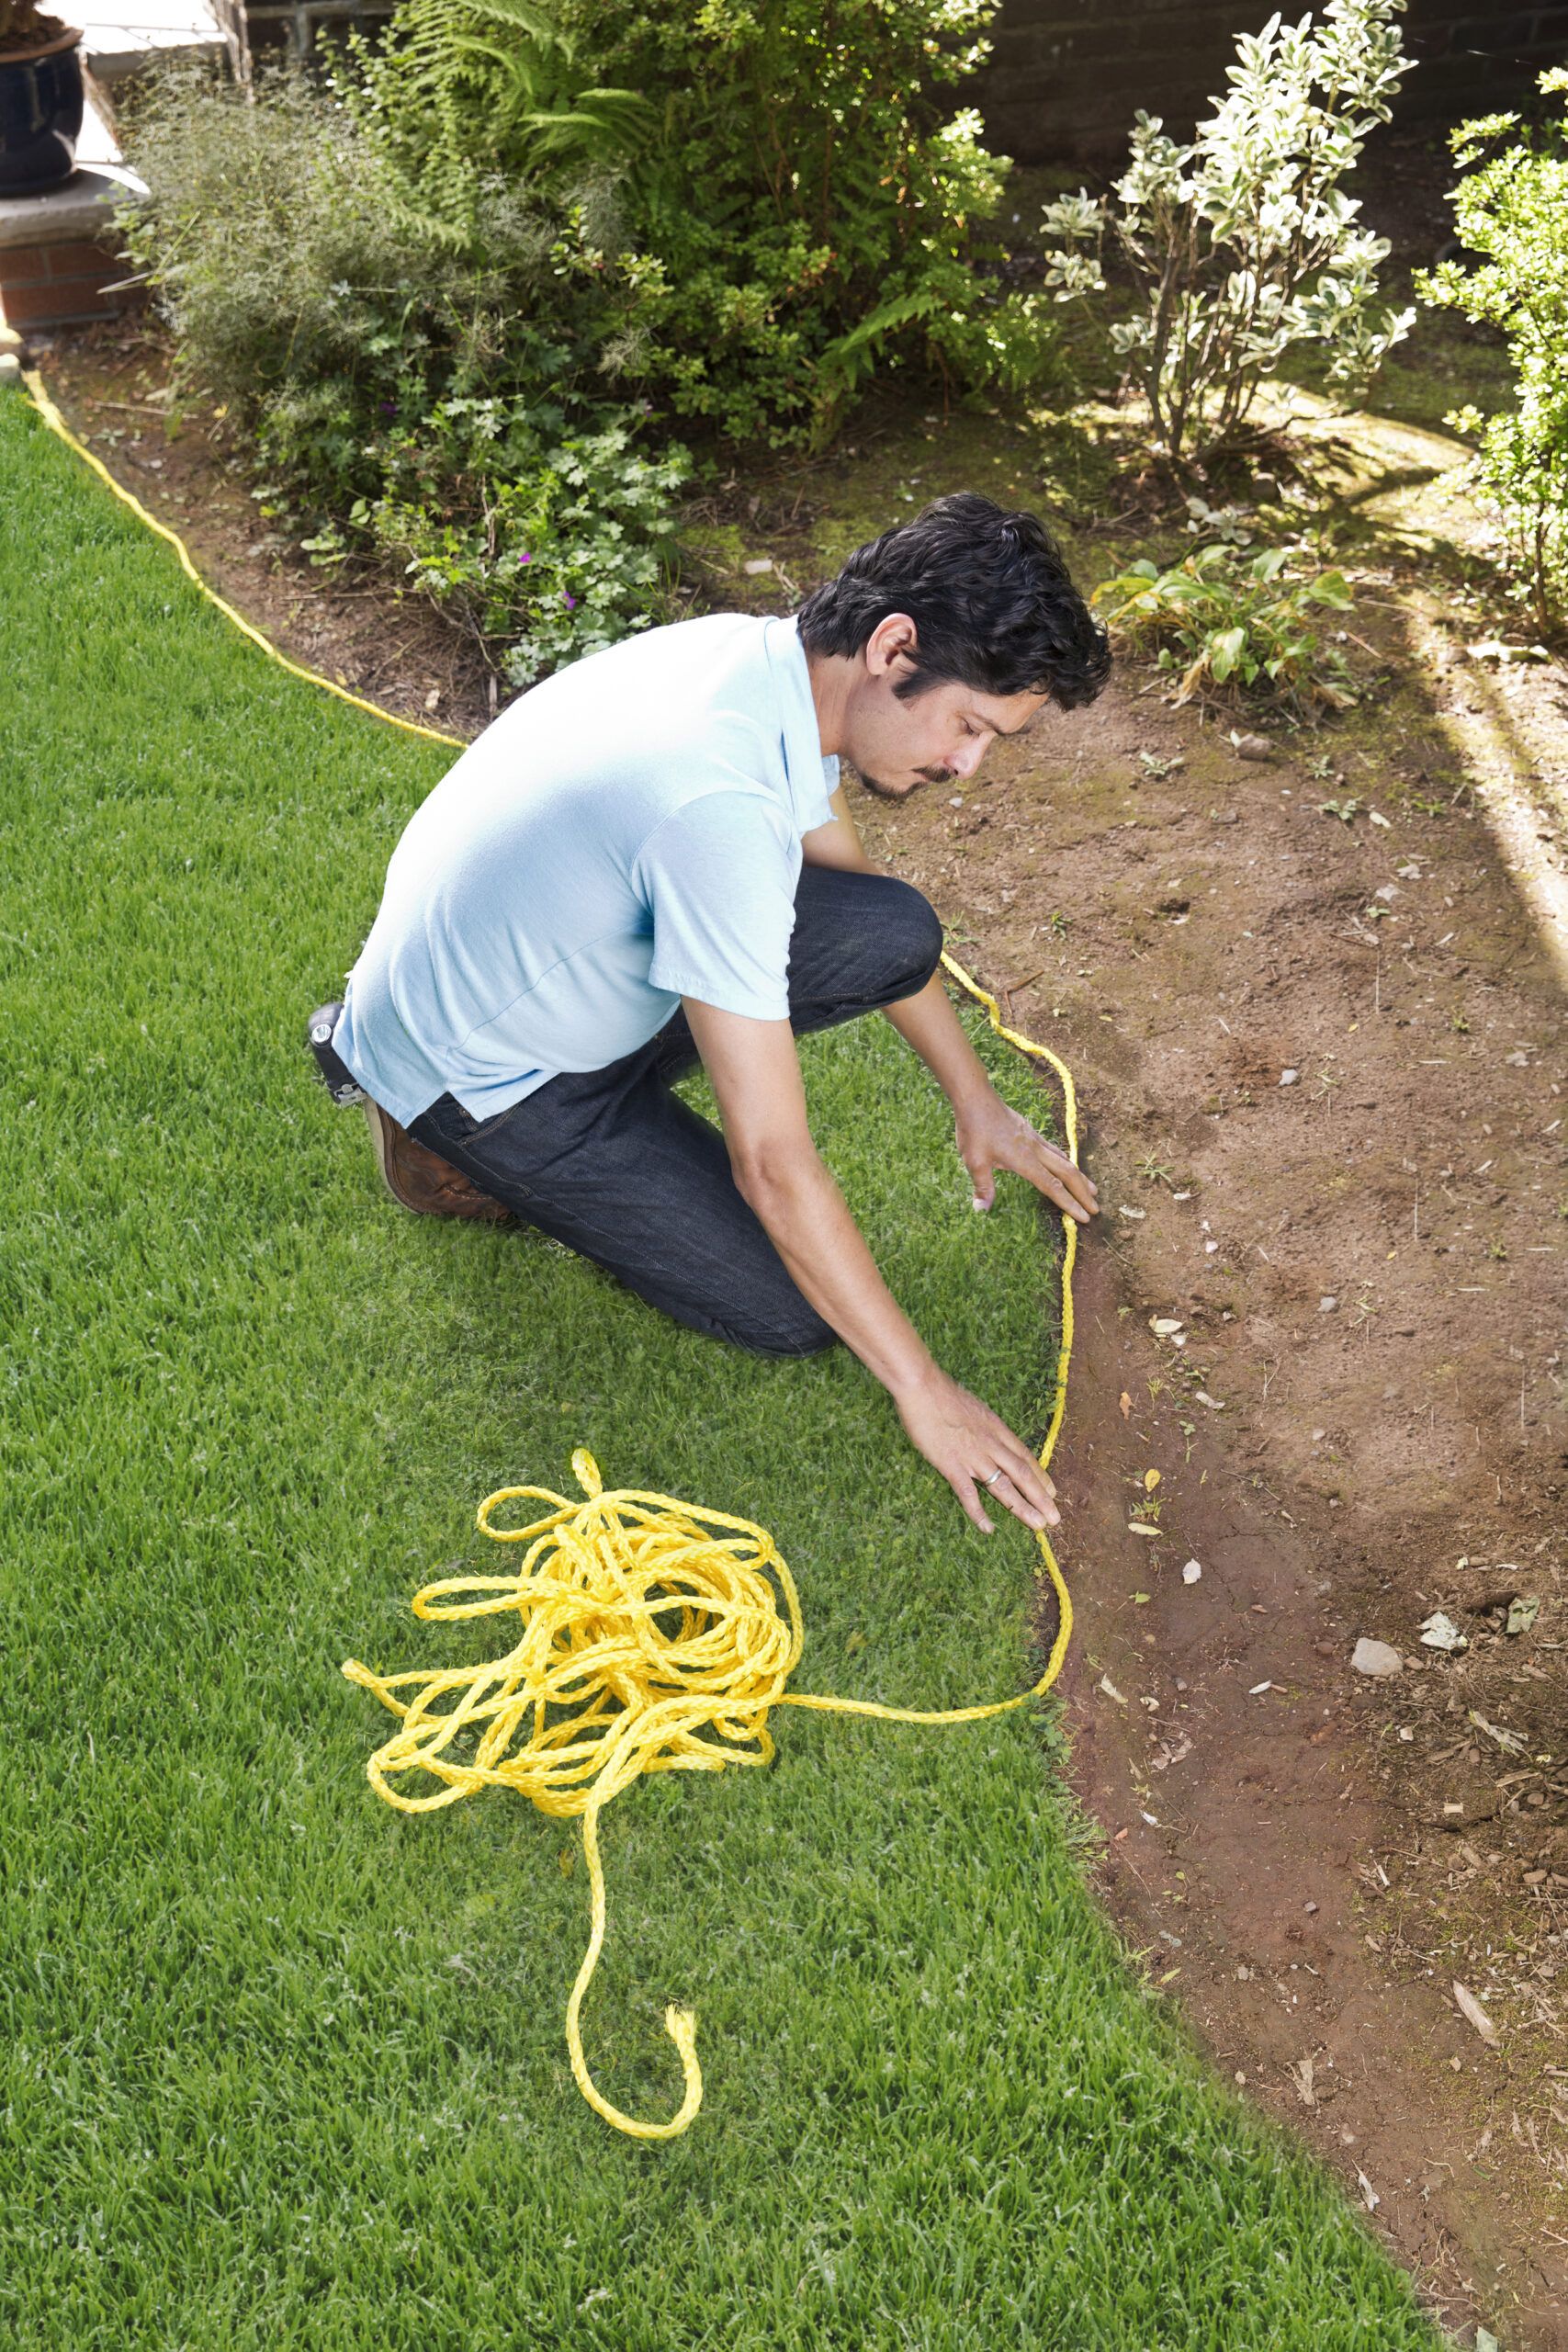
[855,766,947,802]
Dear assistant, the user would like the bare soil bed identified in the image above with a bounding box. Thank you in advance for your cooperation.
[20,253,1565,2345]
[874,645,1568,2352]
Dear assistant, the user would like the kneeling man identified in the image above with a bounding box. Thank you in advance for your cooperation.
[310,492,1110,1533]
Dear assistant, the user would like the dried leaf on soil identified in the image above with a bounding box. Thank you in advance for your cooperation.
[1467,1709,1528,1756]
[1451,1981,1499,2045]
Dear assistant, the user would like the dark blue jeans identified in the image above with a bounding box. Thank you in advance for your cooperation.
[408,865,943,1356]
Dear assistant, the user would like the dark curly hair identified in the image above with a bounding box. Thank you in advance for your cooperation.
[795,490,1111,710]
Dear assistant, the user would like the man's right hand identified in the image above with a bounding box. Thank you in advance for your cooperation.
[892,1362,1059,1536]
[682,996,1064,1538]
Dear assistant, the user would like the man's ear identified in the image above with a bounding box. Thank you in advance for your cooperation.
[863,612,919,680]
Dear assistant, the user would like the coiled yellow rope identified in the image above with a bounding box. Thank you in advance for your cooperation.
[18,358,1084,2140]
[340,967,1081,2141]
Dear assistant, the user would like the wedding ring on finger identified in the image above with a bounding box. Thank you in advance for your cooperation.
[983,1467,1006,1489]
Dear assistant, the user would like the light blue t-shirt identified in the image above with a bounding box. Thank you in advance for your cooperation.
[333,612,840,1126]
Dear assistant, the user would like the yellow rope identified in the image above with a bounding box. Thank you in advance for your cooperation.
[340,966,1079,2142]
[18,358,1084,2139]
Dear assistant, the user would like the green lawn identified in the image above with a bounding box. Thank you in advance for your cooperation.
[1,382,1444,2351]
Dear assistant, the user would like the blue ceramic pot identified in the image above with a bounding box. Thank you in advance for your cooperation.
[0,27,85,195]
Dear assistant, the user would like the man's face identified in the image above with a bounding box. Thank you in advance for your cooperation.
[840,624,1049,800]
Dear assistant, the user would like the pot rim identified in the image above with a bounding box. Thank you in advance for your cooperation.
[0,24,85,63]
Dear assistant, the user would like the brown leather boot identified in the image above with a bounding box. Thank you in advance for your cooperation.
[361,1097,514,1222]
[306,997,513,1222]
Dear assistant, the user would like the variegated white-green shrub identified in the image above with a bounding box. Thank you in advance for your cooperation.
[1041,0,1415,468]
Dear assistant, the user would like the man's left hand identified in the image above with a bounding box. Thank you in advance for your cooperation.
[954,1086,1099,1225]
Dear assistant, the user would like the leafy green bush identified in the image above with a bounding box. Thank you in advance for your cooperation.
[1417,68,1568,634]
[1040,0,1414,468]
[1092,542,1356,717]
[112,56,687,681]
[113,0,1055,682]
[556,0,1055,446]
[327,407,690,689]
[336,0,1058,452]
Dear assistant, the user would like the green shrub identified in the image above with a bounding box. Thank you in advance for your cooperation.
[341,0,1060,450]
[336,407,691,689]
[1040,0,1414,469]
[577,0,1057,445]
[112,57,688,679]
[114,0,1055,681]
[1417,68,1568,634]
[1092,542,1356,718]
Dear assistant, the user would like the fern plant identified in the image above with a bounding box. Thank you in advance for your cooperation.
[333,0,651,249]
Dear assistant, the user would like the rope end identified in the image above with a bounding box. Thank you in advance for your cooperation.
[571,1446,604,1498]
[660,2004,704,2137]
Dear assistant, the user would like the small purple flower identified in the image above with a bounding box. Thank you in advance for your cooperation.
[519,550,532,565]
[561,590,577,610]
[379,400,397,414]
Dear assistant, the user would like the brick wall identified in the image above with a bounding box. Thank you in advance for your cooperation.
[0,235,144,334]
[978,0,1568,162]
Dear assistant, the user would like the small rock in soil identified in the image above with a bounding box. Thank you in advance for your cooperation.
[1352,1637,1403,1677]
